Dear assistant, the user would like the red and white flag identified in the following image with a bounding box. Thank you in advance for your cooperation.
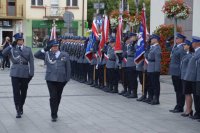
[50,25,57,40]
[114,15,123,53]
[92,19,99,40]
[104,15,109,43]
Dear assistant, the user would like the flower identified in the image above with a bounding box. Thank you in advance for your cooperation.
[162,0,191,20]
[129,15,142,27]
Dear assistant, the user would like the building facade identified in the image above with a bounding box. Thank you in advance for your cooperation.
[0,0,24,43]
[150,0,199,39]
[0,0,87,50]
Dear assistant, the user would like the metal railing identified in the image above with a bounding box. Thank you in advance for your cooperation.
[44,6,65,19]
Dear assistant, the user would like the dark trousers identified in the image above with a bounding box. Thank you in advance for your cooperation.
[148,72,160,100]
[2,55,10,68]
[70,61,75,78]
[46,81,66,117]
[122,68,128,92]
[82,63,89,82]
[193,82,200,116]
[98,65,104,86]
[88,65,94,83]
[138,71,149,97]
[172,76,185,110]
[126,67,138,94]
[11,77,30,109]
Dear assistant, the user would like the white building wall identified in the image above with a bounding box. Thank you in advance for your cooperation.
[192,0,200,36]
[150,0,165,34]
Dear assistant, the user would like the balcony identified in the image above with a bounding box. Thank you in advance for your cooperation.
[0,4,24,19]
[43,6,65,20]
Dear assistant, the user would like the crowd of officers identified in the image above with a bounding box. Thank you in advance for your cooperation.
[60,32,200,122]
[60,33,161,105]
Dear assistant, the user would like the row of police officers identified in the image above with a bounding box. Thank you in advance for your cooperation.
[3,31,200,123]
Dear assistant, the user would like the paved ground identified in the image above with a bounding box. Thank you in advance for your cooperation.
[0,59,199,133]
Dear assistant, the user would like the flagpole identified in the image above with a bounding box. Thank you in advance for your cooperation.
[142,3,146,96]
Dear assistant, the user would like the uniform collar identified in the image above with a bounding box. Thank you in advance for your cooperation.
[17,45,24,49]
[177,43,184,48]
[195,47,200,52]
[54,51,61,58]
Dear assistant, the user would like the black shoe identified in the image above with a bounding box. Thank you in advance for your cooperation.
[16,111,21,118]
[51,117,57,122]
[181,110,193,117]
[123,92,131,97]
[118,90,127,95]
[170,109,183,113]
[110,89,118,93]
[127,93,138,98]
[143,98,152,103]
[91,83,97,87]
[189,114,200,120]
[137,95,146,101]
[150,100,160,105]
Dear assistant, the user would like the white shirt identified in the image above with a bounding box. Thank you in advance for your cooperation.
[17,45,24,50]
[54,51,61,58]
[195,47,200,52]
[177,43,184,48]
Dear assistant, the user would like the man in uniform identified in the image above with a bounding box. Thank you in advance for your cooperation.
[105,38,118,93]
[123,33,138,98]
[146,34,161,105]
[168,33,187,112]
[34,40,71,122]
[2,33,34,118]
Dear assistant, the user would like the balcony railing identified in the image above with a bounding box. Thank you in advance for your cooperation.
[43,6,65,20]
[0,4,23,19]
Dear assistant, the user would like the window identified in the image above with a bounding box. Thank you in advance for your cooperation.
[32,28,48,48]
[67,0,78,6]
[31,0,43,6]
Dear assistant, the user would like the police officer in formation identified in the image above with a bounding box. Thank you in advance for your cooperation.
[34,40,71,122]
[2,33,34,118]
[121,33,138,98]
[180,40,194,117]
[168,33,187,113]
[183,36,200,121]
[146,34,161,105]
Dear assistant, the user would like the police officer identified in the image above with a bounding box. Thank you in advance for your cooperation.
[180,40,194,117]
[34,40,71,122]
[2,33,34,118]
[146,34,161,105]
[168,33,187,112]
[123,33,138,98]
[105,38,118,93]
[185,36,200,120]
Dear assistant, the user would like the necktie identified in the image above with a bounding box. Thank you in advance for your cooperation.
[19,46,22,51]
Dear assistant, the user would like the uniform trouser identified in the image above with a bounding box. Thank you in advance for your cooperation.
[11,77,30,110]
[70,61,73,77]
[126,67,138,94]
[172,76,185,110]
[122,67,128,92]
[147,72,160,100]
[2,55,10,68]
[88,65,94,83]
[194,82,200,116]
[137,71,148,97]
[82,63,89,82]
[46,81,66,117]
[98,65,104,86]
[149,72,160,101]
[107,68,119,88]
